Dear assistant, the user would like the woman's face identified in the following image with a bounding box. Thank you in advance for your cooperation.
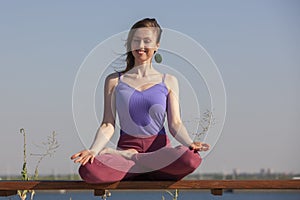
[131,27,159,65]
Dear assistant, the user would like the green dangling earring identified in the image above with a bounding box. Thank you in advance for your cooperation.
[154,53,162,63]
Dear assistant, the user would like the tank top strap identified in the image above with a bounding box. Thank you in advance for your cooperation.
[118,72,122,81]
[162,73,167,83]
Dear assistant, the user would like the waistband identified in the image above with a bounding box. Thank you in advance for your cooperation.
[120,127,166,136]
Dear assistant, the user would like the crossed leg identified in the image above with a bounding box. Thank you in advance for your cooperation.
[100,147,138,159]
[79,146,201,183]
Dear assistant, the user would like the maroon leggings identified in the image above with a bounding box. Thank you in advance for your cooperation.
[79,133,202,183]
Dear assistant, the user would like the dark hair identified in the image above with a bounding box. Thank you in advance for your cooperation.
[123,18,162,72]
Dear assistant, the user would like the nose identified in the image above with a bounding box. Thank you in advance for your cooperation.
[138,40,145,49]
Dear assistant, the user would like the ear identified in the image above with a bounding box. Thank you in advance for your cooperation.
[155,43,160,51]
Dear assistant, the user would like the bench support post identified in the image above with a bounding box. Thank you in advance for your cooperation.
[94,189,111,199]
[211,189,223,196]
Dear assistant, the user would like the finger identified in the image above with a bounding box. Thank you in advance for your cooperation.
[201,145,210,151]
[71,151,85,159]
[70,153,80,160]
[202,143,210,147]
[74,156,83,163]
[90,156,95,164]
[82,156,91,166]
[192,147,201,152]
[190,143,199,150]
[74,158,80,164]
[191,145,200,151]
[202,143,210,150]
[198,145,207,151]
[201,146,208,150]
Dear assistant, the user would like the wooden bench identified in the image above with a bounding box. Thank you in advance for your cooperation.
[0,180,299,197]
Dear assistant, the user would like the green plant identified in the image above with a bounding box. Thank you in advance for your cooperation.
[18,128,29,200]
[17,128,59,200]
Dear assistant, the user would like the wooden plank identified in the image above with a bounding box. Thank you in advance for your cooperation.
[0,180,299,190]
[0,190,17,196]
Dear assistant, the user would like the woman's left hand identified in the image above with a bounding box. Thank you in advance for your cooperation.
[189,141,210,152]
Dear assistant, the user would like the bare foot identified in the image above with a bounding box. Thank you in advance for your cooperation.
[100,148,138,159]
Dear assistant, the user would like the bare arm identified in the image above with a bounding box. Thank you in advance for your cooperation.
[71,73,118,165]
[165,74,210,152]
[89,73,117,154]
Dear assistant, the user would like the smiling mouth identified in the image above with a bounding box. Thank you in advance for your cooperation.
[136,49,147,54]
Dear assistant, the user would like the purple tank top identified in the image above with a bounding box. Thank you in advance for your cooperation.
[115,73,168,137]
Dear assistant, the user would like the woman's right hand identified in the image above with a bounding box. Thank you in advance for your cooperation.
[70,150,96,165]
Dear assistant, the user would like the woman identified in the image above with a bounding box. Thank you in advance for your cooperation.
[71,18,210,183]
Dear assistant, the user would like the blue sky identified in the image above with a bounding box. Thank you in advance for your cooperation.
[0,0,299,176]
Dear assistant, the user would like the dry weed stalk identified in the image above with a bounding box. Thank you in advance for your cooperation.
[17,129,59,200]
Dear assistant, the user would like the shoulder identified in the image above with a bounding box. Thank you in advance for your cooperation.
[105,72,119,83]
[104,72,119,92]
[164,74,179,92]
[164,73,178,83]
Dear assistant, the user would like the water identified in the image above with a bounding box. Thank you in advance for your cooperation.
[2,191,300,200]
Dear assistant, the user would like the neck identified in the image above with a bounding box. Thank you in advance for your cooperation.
[132,62,153,77]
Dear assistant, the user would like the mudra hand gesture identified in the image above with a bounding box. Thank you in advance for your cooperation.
[71,149,96,165]
[189,141,210,152]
